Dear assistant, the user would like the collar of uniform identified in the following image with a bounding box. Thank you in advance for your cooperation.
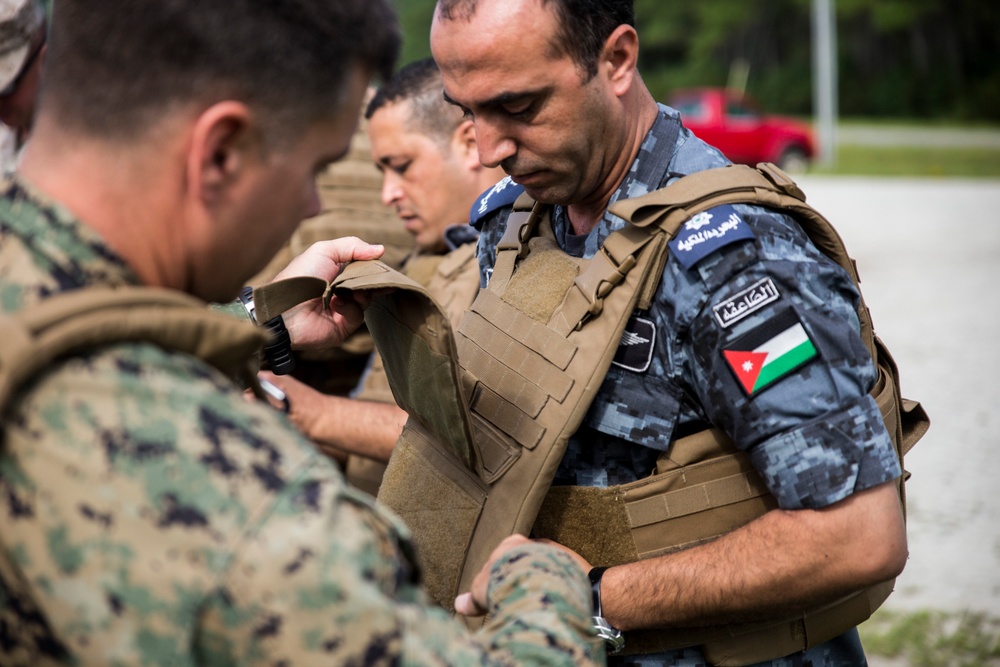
[0,176,143,291]
[552,104,682,259]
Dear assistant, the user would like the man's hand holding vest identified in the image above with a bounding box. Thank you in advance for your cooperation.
[455,535,593,618]
[271,237,384,352]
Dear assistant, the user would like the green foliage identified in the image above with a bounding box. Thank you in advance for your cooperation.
[860,609,1000,667]
[391,0,435,66]
[808,142,1000,178]
[392,0,1000,122]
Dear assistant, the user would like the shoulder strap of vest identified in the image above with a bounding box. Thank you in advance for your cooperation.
[610,161,928,457]
[0,287,268,410]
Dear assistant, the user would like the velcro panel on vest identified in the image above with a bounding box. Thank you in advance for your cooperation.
[552,227,654,336]
[378,418,488,612]
[501,237,581,324]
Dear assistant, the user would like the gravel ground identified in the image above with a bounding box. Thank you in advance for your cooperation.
[796,175,1000,618]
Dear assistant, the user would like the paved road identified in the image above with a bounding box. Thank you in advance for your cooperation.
[796,175,1000,617]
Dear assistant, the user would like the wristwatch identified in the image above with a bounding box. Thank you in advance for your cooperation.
[588,566,625,654]
[238,286,296,375]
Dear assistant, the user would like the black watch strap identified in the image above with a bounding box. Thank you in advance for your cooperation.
[588,566,625,654]
[238,286,296,375]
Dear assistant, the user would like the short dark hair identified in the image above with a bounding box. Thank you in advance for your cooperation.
[365,58,461,143]
[435,0,633,80]
[42,0,401,142]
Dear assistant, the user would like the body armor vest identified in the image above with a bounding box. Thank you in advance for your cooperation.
[240,163,928,665]
[372,163,928,665]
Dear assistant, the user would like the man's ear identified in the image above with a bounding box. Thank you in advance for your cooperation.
[602,24,640,98]
[452,119,481,170]
[186,101,256,206]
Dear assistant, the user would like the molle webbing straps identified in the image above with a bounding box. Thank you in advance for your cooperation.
[0,287,268,411]
[377,197,677,621]
[246,165,927,662]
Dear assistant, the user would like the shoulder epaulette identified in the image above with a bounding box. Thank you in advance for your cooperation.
[443,223,480,251]
[469,176,525,229]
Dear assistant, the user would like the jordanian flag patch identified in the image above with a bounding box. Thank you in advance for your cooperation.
[722,309,818,395]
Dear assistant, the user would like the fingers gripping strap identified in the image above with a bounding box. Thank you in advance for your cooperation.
[252,276,328,323]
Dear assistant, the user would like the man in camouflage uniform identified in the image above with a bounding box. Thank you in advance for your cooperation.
[261,58,503,496]
[429,0,908,664]
[0,1,601,664]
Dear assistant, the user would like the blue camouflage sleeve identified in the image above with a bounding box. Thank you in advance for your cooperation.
[667,202,901,510]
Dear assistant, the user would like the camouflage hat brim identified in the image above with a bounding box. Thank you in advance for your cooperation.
[0,41,30,91]
[0,0,43,91]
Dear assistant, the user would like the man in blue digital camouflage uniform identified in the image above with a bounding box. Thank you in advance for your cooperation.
[0,1,601,665]
[433,0,907,664]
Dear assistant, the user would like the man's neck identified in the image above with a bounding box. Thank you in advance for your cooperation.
[18,121,188,292]
[565,95,659,236]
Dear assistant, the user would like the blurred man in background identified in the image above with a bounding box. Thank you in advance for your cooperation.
[262,57,503,495]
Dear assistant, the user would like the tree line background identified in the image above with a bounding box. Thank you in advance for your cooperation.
[391,0,1000,123]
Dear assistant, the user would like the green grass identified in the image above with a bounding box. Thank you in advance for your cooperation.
[809,145,1000,177]
[859,609,1000,666]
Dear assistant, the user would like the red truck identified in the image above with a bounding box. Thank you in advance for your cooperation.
[668,88,816,173]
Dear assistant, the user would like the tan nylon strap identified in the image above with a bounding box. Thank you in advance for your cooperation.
[457,317,573,404]
[252,276,328,323]
[490,208,537,296]
[460,342,549,419]
[465,290,578,371]
[625,470,770,527]
[0,287,267,408]
[470,383,546,449]
[550,223,658,336]
[608,163,804,227]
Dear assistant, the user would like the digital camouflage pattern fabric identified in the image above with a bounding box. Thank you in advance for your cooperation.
[0,177,602,666]
[472,105,901,666]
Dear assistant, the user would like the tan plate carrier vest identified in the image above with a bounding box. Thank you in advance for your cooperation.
[362,163,928,665]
